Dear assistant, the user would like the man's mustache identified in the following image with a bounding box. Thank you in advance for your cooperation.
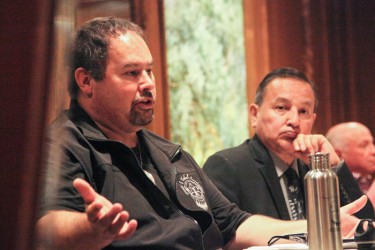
[141,89,153,98]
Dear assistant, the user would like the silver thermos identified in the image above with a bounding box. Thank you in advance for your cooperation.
[305,152,342,250]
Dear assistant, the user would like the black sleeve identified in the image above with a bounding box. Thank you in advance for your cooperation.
[37,136,86,218]
[186,152,252,245]
[335,162,375,219]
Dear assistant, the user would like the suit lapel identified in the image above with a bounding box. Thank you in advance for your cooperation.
[251,136,291,220]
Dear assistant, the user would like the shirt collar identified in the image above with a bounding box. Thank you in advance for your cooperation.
[269,151,299,178]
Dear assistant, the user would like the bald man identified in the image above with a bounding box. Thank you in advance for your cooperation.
[326,122,375,194]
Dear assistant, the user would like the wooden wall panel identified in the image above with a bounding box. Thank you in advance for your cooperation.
[0,0,55,249]
[243,0,270,135]
[266,2,306,71]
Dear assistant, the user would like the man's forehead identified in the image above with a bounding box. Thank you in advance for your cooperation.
[265,78,315,97]
[117,31,142,41]
[112,31,143,45]
[108,32,152,62]
[267,77,311,89]
[118,33,131,43]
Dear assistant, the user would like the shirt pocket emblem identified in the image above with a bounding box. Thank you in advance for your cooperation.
[178,174,208,210]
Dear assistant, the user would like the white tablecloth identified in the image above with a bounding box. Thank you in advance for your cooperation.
[246,244,308,250]
[246,241,360,249]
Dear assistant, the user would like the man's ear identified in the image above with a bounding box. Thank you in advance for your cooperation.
[249,103,259,128]
[74,67,94,97]
[311,113,317,123]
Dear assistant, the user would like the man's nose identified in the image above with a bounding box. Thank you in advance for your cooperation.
[139,71,155,92]
[287,108,300,127]
[369,143,375,154]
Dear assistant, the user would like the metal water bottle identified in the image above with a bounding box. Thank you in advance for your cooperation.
[304,152,342,250]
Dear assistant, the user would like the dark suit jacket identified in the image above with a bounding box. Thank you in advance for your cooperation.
[203,135,374,220]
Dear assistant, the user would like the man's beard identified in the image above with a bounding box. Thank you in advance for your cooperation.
[129,105,154,126]
[130,89,155,126]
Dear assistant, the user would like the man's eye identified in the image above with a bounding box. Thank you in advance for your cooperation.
[299,109,313,118]
[276,106,286,110]
[126,71,139,77]
[300,109,312,115]
[146,69,153,75]
[359,142,370,148]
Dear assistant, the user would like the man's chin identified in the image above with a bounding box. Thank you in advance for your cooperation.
[135,116,153,126]
[130,110,154,126]
[278,141,296,154]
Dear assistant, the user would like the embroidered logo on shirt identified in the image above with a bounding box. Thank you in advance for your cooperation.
[179,174,208,210]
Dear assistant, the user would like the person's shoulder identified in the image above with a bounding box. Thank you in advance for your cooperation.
[46,110,89,146]
[140,129,183,155]
[47,110,73,133]
[203,139,256,173]
[203,139,252,167]
[216,139,252,155]
[140,129,178,145]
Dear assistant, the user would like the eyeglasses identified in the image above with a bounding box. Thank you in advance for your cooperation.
[268,233,307,246]
[268,219,375,247]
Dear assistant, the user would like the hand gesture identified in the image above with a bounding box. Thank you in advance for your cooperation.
[73,178,138,247]
[340,195,368,238]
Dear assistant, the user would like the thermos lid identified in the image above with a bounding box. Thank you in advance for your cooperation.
[308,152,330,169]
